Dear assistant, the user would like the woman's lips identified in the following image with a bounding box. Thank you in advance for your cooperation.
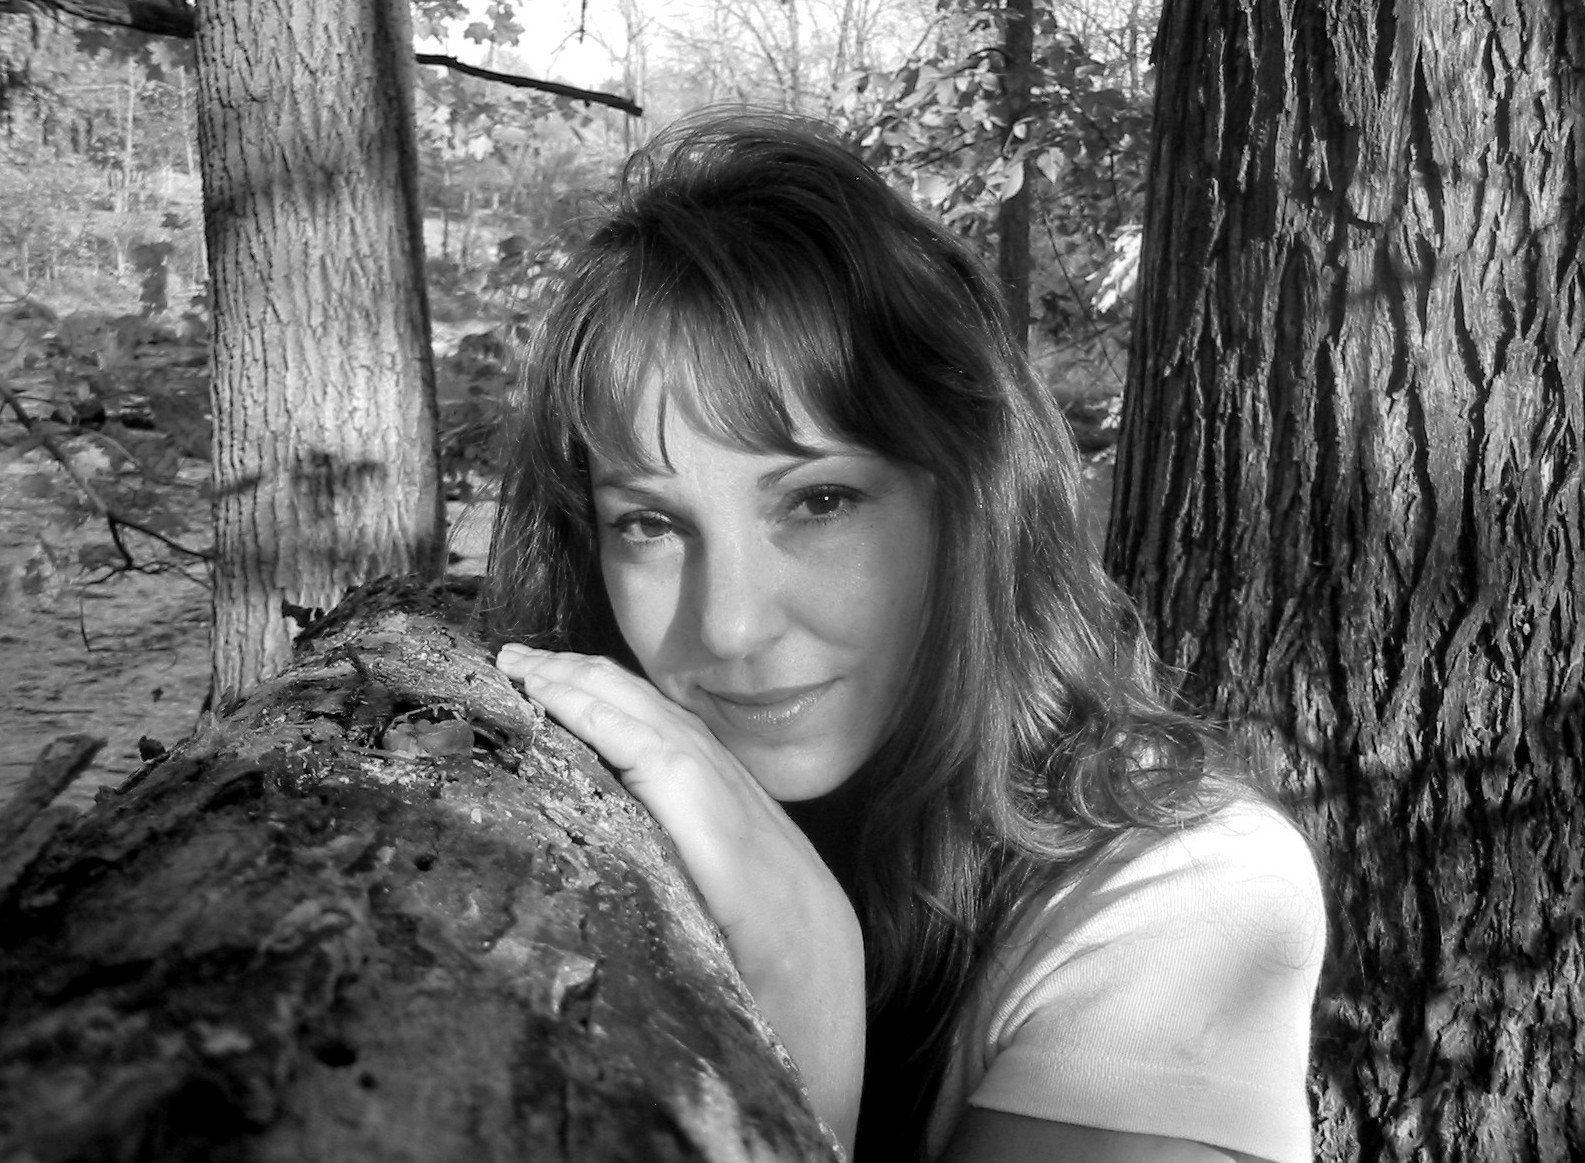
[702,680,835,732]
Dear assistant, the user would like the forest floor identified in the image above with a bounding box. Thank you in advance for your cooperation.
[0,307,503,813]
[0,452,496,811]
[0,310,1114,817]
[0,454,212,810]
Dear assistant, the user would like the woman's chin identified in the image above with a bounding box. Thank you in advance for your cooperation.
[739,749,858,804]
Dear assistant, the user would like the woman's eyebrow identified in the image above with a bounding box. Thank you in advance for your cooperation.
[590,470,667,495]
[590,455,679,490]
[757,448,872,489]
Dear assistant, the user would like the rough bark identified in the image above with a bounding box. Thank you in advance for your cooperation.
[0,578,835,1162]
[195,0,445,703]
[1111,2,1583,1160]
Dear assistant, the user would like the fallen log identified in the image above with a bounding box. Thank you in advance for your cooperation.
[0,578,835,1162]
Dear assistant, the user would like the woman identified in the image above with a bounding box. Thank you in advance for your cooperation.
[485,111,1324,1163]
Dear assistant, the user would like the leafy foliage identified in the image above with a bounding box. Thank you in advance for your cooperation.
[836,0,1154,401]
[0,0,1151,569]
[1,9,202,325]
[411,0,526,46]
[413,55,613,320]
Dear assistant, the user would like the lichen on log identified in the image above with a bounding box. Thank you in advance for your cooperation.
[0,577,835,1162]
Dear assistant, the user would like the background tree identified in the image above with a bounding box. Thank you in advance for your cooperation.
[0,14,201,303]
[841,0,1155,396]
[996,0,1033,344]
[1110,1,1583,1158]
[195,0,444,704]
[1,0,646,710]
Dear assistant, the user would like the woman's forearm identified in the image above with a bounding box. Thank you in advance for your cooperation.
[731,886,866,1158]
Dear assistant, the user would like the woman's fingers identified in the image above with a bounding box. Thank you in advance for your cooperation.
[499,646,681,775]
[497,647,728,785]
[514,668,668,773]
[498,645,676,729]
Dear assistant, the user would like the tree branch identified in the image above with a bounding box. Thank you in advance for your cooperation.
[0,734,103,901]
[0,734,102,851]
[0,377,212,564]
[1,0,643,117]
[0,0,194,38]
[415,53,642,117]
[6,2,640,114]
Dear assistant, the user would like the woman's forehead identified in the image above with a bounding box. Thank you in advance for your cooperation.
[586,365,835,472]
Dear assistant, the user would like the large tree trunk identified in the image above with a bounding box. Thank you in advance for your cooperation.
[1111,2,1583,1160]
[196,0,445,704]
[0,579,835,1162]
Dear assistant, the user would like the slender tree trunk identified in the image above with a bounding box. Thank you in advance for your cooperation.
[1111,2,1583,1159]
[785,0,803,111]
[178,63,194,175]
[0,579,836,1162]
[121,55,136,213]
[831,0,855,93]
[460,182,477,272]
[195,0,444,705]
[997,0,1033,349]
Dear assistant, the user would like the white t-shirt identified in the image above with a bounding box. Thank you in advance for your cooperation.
[925,800,1326,1162]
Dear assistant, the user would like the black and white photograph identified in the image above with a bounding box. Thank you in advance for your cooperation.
[0,1,1579,1160]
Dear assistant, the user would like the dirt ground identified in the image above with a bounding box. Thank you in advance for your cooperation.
[0,456,493,813]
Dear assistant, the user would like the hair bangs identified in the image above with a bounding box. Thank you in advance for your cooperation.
[568,227,869,476]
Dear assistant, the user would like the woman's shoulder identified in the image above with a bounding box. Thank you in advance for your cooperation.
[1092,794,1316,886]
[1131,796,1323,903]
[1006,796,1326,987]
[938,798,1326,1163]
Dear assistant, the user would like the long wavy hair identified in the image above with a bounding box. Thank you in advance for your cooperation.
[482,111,1256,1160]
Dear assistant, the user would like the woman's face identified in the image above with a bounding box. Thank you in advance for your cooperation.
[589,379,935,802]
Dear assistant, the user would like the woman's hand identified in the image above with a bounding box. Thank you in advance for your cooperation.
[494,643,865,1154]
[495,644,842,939]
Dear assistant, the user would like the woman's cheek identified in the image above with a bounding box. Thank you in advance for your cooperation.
[602,557,678,672]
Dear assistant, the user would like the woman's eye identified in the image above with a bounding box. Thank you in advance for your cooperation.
[612,512,674,542]
[789,485,860,520]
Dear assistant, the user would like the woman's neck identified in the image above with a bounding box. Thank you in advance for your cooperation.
[782,776,868,893]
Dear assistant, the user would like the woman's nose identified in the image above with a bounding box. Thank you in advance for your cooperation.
[696,541,788,660]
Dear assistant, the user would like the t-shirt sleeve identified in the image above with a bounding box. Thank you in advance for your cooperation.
[966,802,1326,1163]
